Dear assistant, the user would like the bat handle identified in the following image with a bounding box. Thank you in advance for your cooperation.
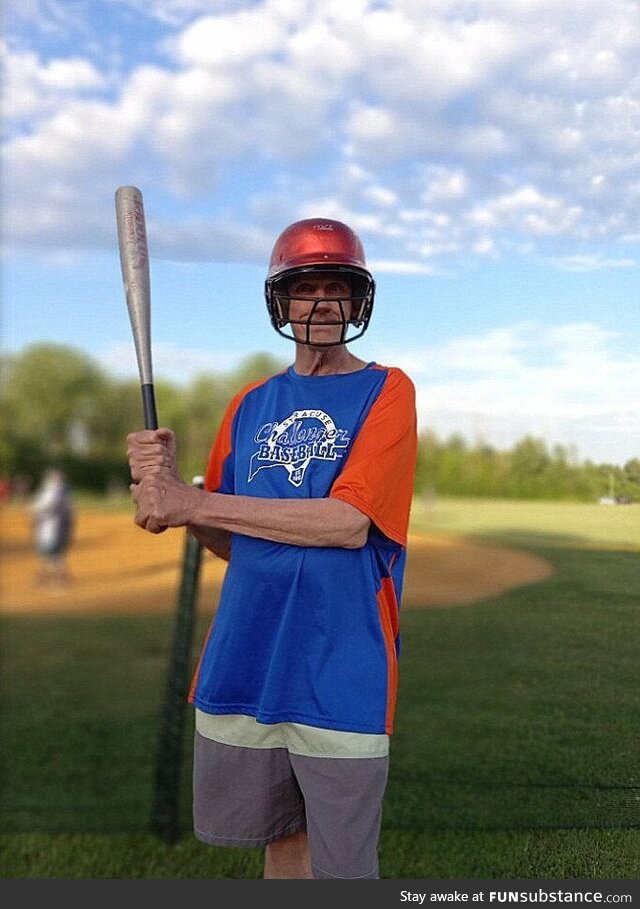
[141,383,159,431]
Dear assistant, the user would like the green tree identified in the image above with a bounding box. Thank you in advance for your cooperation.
[506,435,551,498]
[624,458,640,485]
[181,374,230,481]
[229,352,286,390]
[1,344,108,465]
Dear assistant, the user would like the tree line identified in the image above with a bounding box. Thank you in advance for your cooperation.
[1,343,637,503]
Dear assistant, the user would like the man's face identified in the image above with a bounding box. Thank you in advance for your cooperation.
[286,272,353,347]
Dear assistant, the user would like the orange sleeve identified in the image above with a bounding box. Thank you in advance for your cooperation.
[330,366,417,546]
[204,377,270,493]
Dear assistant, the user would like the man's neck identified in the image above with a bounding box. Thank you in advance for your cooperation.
[293,345,368,377]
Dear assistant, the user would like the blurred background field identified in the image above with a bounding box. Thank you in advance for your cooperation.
[1,495,638,878]
[411,495,640,549]
[4,0,640,883]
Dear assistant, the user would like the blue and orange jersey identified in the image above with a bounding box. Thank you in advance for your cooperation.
[189,362,417,735]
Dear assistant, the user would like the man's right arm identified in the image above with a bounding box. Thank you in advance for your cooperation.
[189,524,231,562]
[127,426,370,554]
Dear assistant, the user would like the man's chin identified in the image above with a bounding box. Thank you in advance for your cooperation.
[290,328,342,346]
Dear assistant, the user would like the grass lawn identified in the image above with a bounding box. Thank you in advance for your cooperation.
[1,497,638,879]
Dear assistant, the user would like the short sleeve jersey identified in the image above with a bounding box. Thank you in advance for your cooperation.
[189,362,417,735]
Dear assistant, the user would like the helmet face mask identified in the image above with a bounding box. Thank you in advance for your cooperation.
[268,264,375,347]
[265,219,375,348]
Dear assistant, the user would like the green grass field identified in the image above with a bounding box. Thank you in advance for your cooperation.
[1,497,638,879]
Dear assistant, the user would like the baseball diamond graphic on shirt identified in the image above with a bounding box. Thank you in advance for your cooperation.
[248,409,351,487]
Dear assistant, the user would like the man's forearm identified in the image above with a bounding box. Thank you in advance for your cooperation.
[189,492,370,549]
[188,524,232,561]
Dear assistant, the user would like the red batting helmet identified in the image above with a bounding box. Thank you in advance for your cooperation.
[264,218,375,347]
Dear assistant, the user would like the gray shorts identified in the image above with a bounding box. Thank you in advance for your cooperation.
[193,730,389,879]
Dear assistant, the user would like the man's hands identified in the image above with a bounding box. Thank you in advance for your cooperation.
[127,427,178,481]
[125,428,370,552]
[126,428,204,534]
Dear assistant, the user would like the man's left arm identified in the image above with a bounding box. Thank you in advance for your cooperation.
[329,368,418,548]
[130,473,371,549]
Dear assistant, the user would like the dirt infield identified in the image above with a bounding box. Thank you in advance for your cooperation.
[1,508,552,615]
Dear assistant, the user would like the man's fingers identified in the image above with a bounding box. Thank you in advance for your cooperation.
[127,431,178,534]
[127,442,176,481]
[145,520,168,534]
[130,474,176,534]
[132,503,168,535]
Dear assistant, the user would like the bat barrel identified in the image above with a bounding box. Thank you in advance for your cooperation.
[115,185,156,427]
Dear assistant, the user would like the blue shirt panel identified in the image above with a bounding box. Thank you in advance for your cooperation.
[191,364,405,734]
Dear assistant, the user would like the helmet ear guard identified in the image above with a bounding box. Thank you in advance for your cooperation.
[264,218,375,347]
[271,288,290,327]
[348,273,375,327]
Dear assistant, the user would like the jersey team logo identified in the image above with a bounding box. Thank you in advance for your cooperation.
[248,409,351,487]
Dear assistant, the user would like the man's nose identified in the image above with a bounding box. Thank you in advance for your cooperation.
[312,297,343,318]
[315,287,342,302]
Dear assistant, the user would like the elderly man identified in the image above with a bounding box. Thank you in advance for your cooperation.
[126,217,417,879]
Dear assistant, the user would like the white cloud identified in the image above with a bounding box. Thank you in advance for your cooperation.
[170,11,283,68]
[552,254,637,272]
[424,169,469,204]
[375,320,640,463]
[468,186,583,237]
[3,0,640,267]
[5,47,107,121]
[99,340,241,381]
[368,259,435,275]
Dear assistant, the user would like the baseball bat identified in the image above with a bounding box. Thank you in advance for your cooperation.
[115,185,203,843]
[115,185,158,430]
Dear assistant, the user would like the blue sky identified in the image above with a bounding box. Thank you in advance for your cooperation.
[3,0,639,466]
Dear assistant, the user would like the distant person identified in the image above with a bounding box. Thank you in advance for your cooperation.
[30,467,75,586]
